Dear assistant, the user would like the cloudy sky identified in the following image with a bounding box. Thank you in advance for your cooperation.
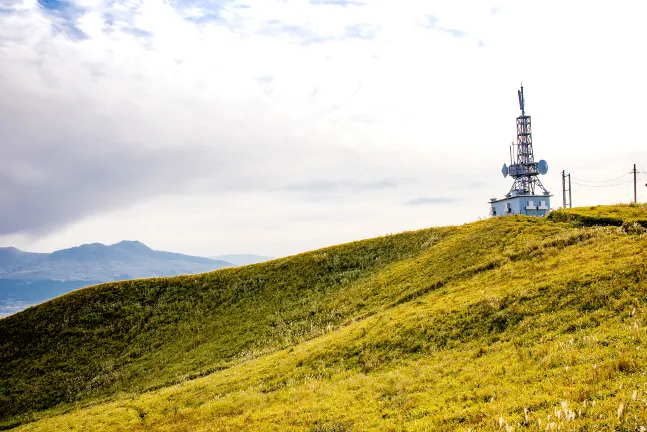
[1,0,646,257]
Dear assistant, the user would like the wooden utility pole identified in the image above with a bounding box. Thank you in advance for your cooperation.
[562,170,566,208]
[561,170,572,209]
[634,164,638,204]
[568,173,572,208]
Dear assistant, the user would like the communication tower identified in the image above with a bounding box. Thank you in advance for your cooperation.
[489,85,551,217]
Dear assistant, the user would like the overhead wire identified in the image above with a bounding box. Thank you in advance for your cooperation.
[571,171,632,183]
[571,178,645,188]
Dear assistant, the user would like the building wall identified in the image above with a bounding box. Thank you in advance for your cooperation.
[490,196,551,217]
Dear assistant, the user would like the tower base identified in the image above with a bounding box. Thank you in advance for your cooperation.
[489,194,551,217]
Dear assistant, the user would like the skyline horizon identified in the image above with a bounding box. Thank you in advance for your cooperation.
[2,196,645,258]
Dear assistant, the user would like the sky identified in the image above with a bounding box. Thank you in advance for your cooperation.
[1,0,646,257]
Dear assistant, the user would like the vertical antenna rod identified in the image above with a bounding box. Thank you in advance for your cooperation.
[518,83,525,116]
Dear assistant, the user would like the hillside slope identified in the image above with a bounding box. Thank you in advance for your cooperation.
[1,204,646,431]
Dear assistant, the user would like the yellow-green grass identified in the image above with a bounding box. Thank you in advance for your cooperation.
[560,202,647,220]
[3,205,647,431]
[0,226,458,424]
[548,203,647,231]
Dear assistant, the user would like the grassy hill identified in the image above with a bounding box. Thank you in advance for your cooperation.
[1,204,646,431]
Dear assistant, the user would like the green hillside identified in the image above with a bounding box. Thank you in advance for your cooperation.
[1,204,646,431]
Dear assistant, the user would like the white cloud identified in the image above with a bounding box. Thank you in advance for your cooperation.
[1,0,646,256]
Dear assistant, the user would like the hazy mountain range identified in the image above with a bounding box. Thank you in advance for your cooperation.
[0,240,232,281]
[0,240,233,317]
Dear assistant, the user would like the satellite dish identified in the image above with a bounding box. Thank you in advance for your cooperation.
[502,163,509,178]
[537,160,548,175]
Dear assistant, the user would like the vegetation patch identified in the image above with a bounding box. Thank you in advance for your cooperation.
[1,204,646,431]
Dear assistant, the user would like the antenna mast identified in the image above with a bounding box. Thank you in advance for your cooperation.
[491,84,551,217]
[507,84,548,195]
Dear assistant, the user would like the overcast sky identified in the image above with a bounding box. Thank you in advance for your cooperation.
[1,0,646,257]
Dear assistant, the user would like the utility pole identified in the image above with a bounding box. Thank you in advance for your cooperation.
[562,170,566,208]
[634,163,638,204]
[568,173,572,208]
[561,170,572,209]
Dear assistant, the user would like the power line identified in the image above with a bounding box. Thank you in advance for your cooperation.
[571,172,632,183]
[571,179,643,188]
[561,165,645,204]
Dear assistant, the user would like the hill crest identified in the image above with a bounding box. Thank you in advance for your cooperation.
[1,204,645,431]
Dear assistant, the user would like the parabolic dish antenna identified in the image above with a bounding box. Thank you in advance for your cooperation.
[502,163,509,178]
[537,160,548,175]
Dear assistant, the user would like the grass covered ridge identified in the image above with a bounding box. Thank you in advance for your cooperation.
[547,203,647,232]
[1,204,646,431]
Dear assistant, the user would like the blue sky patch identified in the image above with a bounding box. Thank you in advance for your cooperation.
[38,0,65,12]
[37,0,87,40]
[169,0,233,24]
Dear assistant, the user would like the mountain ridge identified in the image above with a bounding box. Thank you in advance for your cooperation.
[0,240,230,281]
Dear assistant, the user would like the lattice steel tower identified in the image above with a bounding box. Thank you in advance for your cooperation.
[490,84,551,217]
[504,84,549,194]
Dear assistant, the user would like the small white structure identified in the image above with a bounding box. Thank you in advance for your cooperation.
[489,193,551,217]
[490,85,551,217]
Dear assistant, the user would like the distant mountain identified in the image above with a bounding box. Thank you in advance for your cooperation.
[0,240,230,281]
[208,254,273,266]
[0,241,232,316]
